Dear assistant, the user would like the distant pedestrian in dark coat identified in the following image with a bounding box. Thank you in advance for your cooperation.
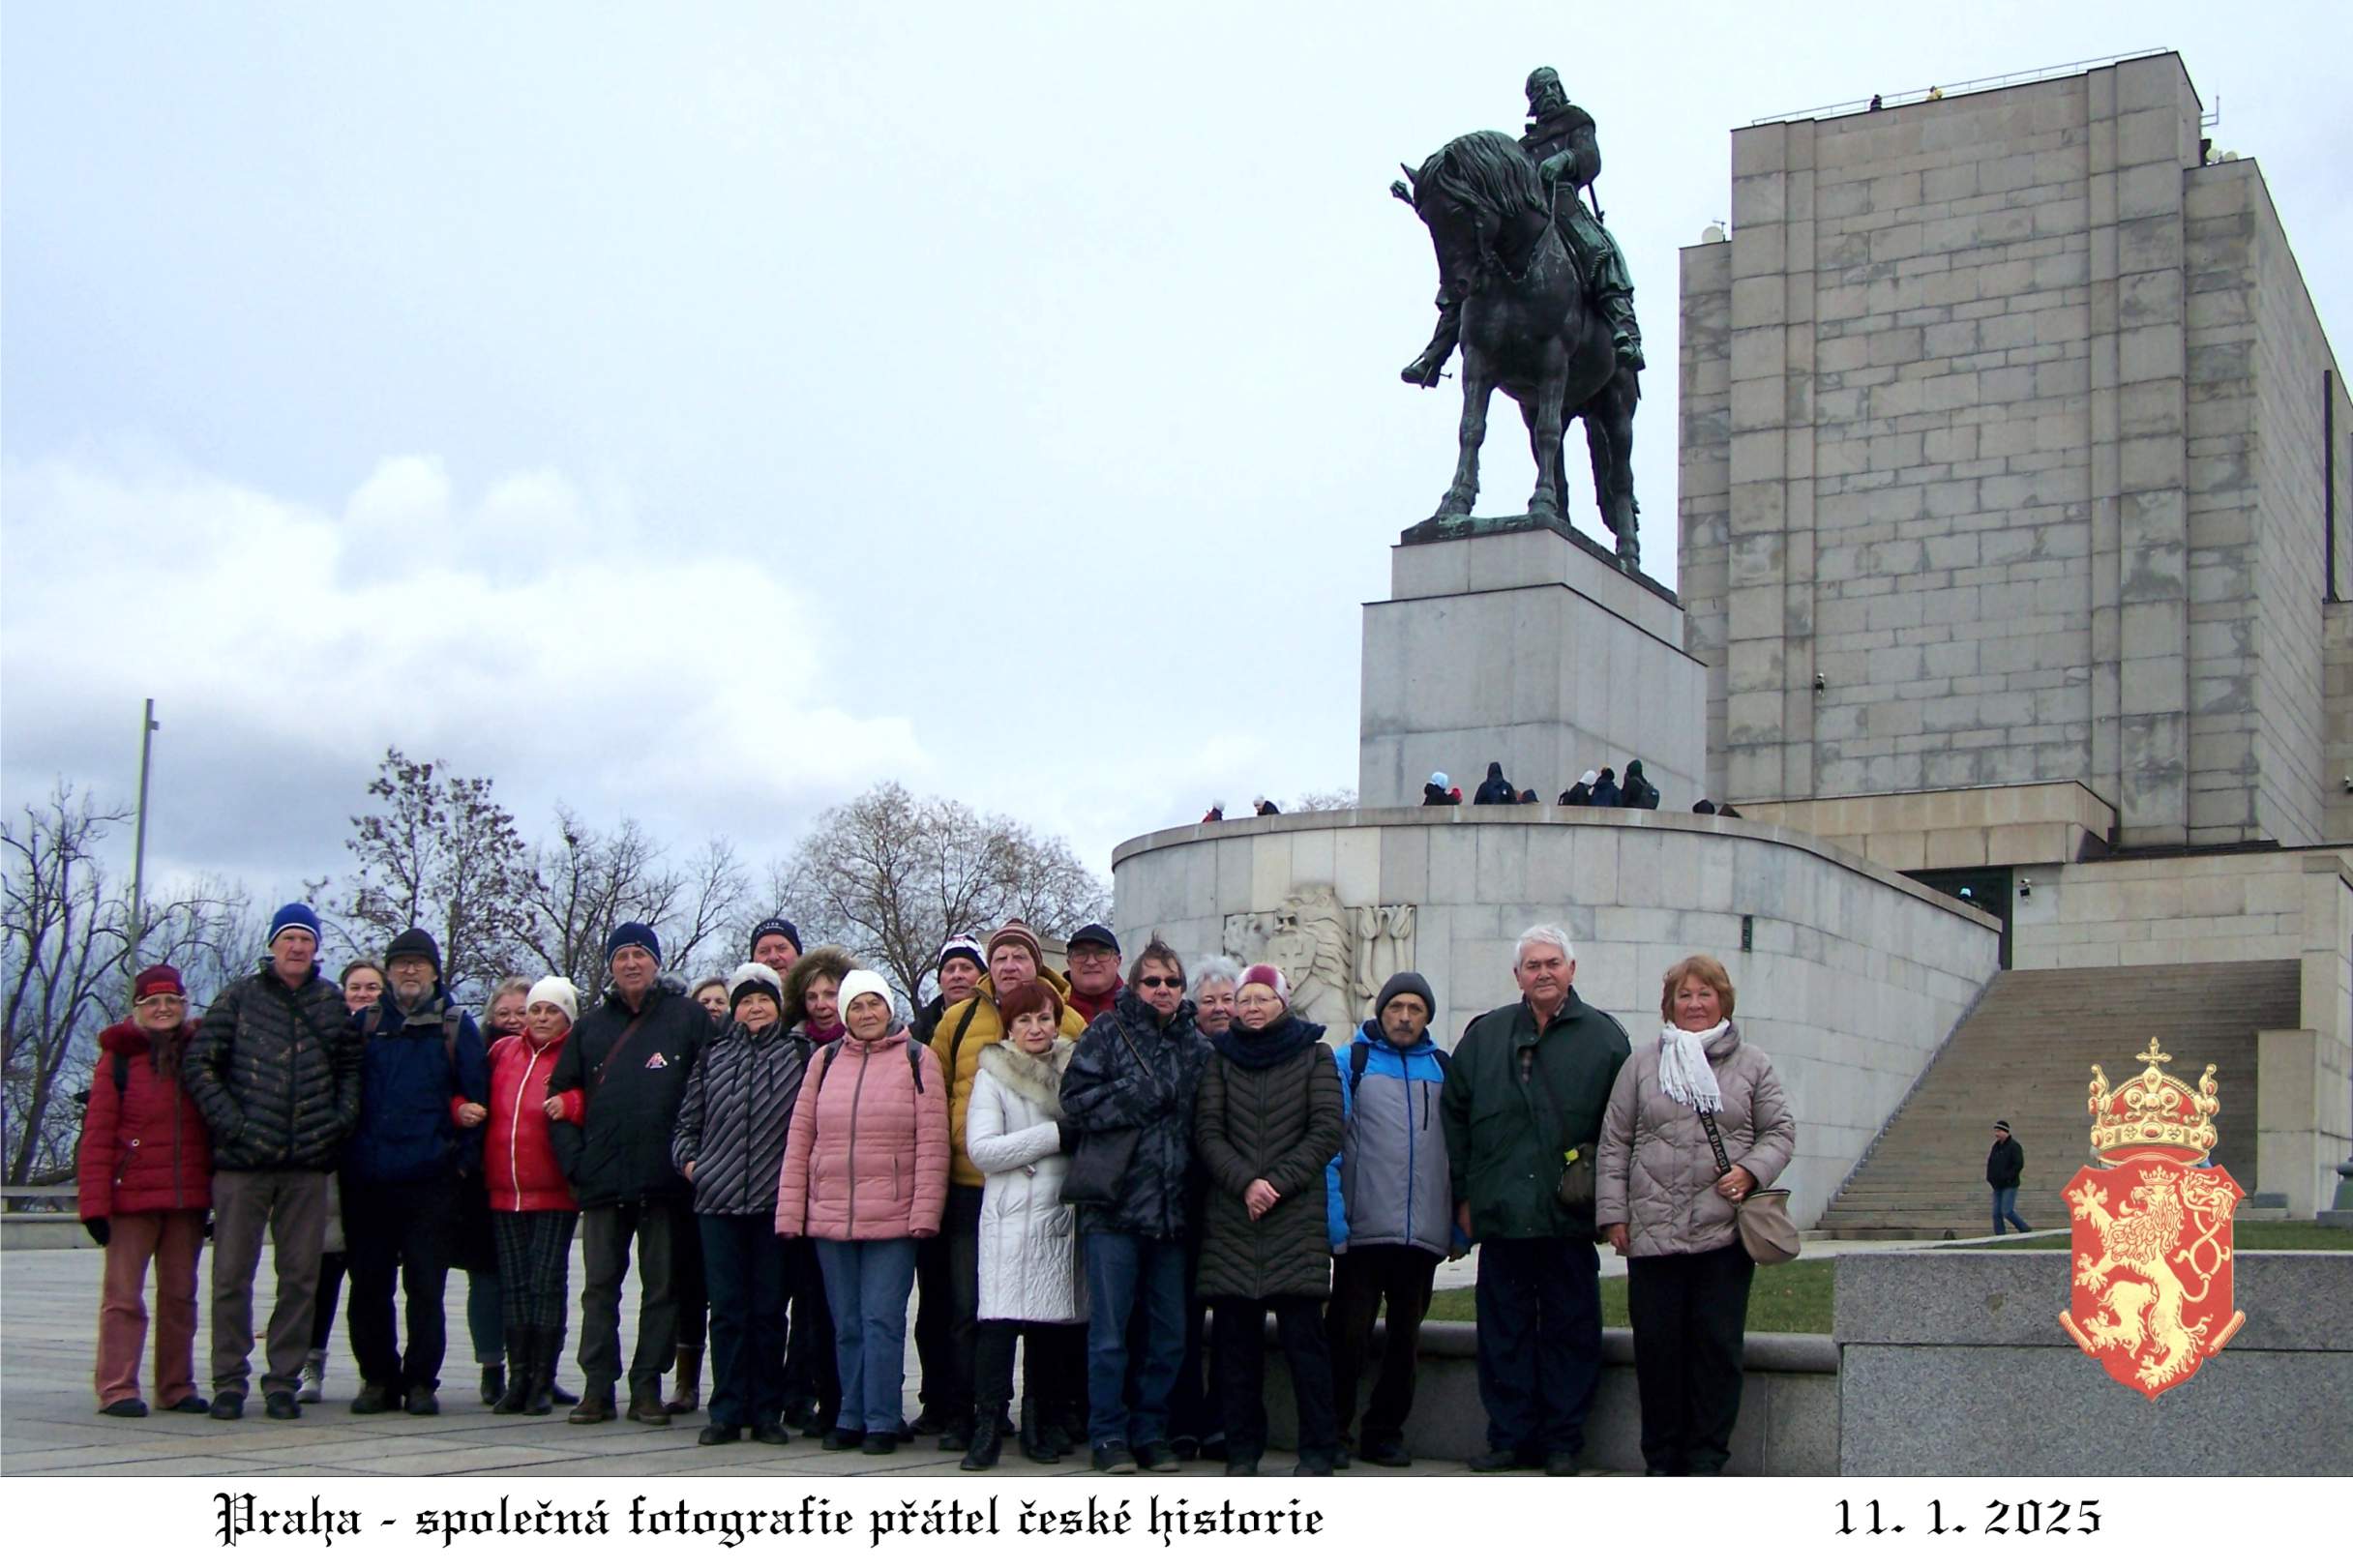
[1590,768,1623,807]
[1474,761,1516,804]
[1986,1121,2028,1234]
[1562,770,1597,806]
[1623,760,1661,810]
[1421,772,1453,806]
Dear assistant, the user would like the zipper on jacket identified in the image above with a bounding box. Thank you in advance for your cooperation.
[844,1047,872,1232]
[1401,1049,1415,1246]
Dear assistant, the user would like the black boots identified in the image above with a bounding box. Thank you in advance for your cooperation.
[492,1333,530,1414]
[960,1407,1008,1471]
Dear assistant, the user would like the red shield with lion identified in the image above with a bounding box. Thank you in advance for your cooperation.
[2059,1041,2246,1399]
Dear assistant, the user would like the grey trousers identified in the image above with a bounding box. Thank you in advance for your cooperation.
[209,1169,331,1399]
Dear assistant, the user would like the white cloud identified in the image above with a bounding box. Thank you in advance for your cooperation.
[0,455,929,883]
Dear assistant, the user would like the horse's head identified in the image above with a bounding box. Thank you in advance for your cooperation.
[1408,131,1547,294]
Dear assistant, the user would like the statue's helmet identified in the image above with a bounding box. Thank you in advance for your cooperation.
[1526,66,1564,111]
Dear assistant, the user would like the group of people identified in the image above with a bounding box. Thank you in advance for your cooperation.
[80,900,1794,1478]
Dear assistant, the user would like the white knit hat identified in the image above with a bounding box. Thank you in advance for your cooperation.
[525,976,580,1022]
[837,969,896,1023]
[728,962,785,1012]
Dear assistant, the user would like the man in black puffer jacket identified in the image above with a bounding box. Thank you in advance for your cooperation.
[1060,941,1209,1473]
[546,923,710,1426]
[183,902,363,1421]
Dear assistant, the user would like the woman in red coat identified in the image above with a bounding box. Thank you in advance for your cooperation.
[76,964,214,1416]
[469,976,582,1415]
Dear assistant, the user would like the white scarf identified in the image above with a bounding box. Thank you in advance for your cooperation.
[1657,1020,1731,1113]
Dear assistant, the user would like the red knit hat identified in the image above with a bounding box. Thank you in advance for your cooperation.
[134,963,185,1001]
[1236,962,1290,1005]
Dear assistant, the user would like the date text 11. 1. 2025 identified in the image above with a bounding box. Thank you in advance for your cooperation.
[1835,1500,2101,1537]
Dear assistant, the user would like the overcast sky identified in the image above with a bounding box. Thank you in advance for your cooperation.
[6,1,2348,908]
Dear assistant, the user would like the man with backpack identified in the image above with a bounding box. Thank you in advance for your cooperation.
[546,922,711,1426]
[342,928,490,1415]
[1323,972,1462,1467]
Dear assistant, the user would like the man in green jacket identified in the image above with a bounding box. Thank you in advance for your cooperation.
[1439,924,1629,1474]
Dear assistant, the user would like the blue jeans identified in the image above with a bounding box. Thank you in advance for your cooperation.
[814,1238,918,1435]
[1991,1188,2028,1235]
[1084,1230,1188,1449]
[1474,1236,1601,1457]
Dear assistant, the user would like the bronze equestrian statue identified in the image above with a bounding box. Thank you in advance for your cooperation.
[1396,68,1643,568]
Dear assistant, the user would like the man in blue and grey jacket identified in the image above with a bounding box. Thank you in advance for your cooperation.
[1323,971,1464,1467]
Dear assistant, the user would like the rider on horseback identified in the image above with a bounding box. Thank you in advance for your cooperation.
[1401,67,1645,386]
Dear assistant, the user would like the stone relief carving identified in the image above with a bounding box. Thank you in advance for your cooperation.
[1221,884,1417,1039]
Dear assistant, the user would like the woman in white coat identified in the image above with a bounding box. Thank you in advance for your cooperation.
[960,979,1087,1469]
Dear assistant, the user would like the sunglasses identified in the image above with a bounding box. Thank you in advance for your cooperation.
[1137,976,1184,990]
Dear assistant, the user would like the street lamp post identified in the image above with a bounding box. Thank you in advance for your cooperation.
[129,698,160,967]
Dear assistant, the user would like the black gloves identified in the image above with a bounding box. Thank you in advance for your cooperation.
[83,1217,110,1247]
[1057,1121,1080,1154]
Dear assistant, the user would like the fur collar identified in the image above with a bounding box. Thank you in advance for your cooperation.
[977,1038,1071,1112]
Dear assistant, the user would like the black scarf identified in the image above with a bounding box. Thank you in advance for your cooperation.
[1214,1011,1325,1071]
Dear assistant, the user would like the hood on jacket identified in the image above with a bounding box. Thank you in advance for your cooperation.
[1217,1011,1325,1070]
[1112,984,1195,1036]
[602,973,687,1014]
[976,1037,1073,1112]
[1350,1020,1439,1056]
[780,945,855,1032]
[100,1019,196,1054]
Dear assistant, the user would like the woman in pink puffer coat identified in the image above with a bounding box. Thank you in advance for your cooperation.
[775,969,947,1453]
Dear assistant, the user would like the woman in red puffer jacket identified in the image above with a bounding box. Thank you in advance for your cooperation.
[76,964,214,1417]
[474,977,581,1414]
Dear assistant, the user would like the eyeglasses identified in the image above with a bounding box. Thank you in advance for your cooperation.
[1138,976,1183,991]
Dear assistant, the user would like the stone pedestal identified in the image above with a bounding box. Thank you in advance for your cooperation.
[1358,518,1709,810]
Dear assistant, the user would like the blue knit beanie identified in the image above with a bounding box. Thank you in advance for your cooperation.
[267,902,322,946]
[606,921,662,966]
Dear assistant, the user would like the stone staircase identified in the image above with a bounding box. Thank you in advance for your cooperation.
[1815,961,2300,1238]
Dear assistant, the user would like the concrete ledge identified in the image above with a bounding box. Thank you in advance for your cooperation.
[1835,1250,2353,1474]
[1113,806,2003,932]
[1259,1318,1839,1475]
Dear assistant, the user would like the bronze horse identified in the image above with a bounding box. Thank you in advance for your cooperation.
[1403,131,1640,567]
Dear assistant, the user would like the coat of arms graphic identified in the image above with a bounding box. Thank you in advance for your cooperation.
[2058,1040,2245,1398]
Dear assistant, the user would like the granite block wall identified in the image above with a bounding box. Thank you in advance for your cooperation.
[1114,809,2001,1228]
[1682,53,2346,850]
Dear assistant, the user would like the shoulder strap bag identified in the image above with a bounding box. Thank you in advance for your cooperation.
[1061,1019,1155,1208]
[1695,1105,1800,1266]
[1524,1035,1598,1220]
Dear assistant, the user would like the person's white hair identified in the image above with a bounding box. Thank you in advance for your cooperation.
[1514,924,1576,967]
[1191,954,1242,995]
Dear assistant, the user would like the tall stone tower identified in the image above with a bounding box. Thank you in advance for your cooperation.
[1680,52,2350,856]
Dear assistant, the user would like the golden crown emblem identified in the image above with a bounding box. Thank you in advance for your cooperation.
[2087,1039,2219,1163]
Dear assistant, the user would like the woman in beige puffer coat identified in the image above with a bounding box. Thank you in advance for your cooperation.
[1596,954,1794,1478]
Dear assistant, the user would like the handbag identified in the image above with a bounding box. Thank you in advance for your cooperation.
[1525,1048,1598,1221]
[1061,1126,1142,1207]
[1696,1106,1800,1266]
[1060,1021,1155,1208]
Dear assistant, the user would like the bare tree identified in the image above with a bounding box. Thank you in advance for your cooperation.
[2,787,132,1184]
[779,783,1110,1007]
[520,809,749,997]
[0,786,253,1186]
[1293,786,1361,813]
[342,748,535,1001]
